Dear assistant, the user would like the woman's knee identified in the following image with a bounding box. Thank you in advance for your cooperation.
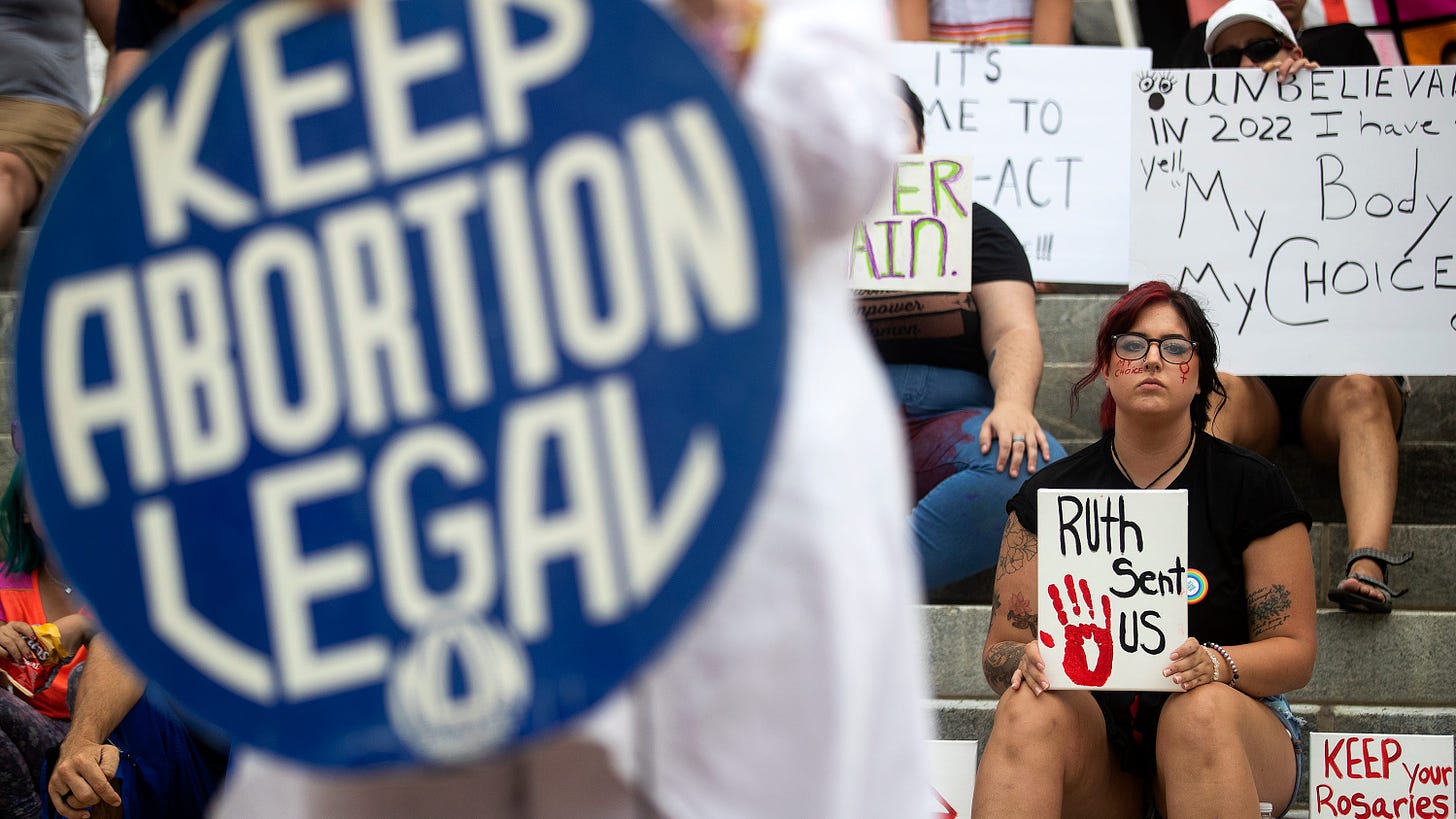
[987,689,1097,760]
[1156,686,1243,758]
[1209,375,1278,450]
[1322,375,1397,426]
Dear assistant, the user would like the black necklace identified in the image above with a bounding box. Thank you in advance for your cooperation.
[1111,428,1196,489]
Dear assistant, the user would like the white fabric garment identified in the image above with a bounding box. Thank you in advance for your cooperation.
[209,0,931,815]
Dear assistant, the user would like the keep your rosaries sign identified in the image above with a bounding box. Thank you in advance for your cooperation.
[14,0,787,768]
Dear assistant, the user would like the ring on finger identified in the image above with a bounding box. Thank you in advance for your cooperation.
[1012,435,1026,443]
[1202,646,1221,683]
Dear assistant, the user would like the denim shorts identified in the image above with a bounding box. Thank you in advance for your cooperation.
[1260,694,1307,817]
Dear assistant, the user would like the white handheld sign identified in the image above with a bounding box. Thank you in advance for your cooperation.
[1311,733,1454,818]
[1129,66,1456,375]
[1036,489,1187,691]
[928,740,978,818]
[890,43,1150,284]
[849,154,974,292]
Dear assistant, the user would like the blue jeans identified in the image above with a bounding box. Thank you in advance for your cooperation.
[888,364,1067,588]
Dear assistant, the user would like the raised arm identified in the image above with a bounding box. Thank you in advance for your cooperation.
[973,278,1049,477]
[82,0,118,50]
[891,0,929,40]
[1029,0,1073,44]
[983,513,1050,695]
[1212,523,1317,697]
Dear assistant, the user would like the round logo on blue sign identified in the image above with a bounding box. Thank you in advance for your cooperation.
[15,0,785,768]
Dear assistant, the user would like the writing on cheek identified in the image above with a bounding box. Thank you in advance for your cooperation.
[1113,365,1145,377]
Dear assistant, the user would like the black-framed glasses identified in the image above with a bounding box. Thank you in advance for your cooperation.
[1209,37,1291,69]
[1112,333,1198,364]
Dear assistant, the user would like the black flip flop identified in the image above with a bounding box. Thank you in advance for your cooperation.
[1327,548,1413,614]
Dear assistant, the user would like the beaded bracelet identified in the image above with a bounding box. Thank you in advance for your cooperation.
[1204,642,1239,686]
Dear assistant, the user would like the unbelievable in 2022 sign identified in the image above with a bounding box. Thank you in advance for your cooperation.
[15,0,786,767]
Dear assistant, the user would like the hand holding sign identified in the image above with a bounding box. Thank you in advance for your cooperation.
[1040,574,1114,687]
[1162,637,1218,691]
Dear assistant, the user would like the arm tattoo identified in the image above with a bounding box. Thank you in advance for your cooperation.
[984,641,1025,692]
[1006,591,1037,634]
[991,590,1002,620]
[996,518,1037,581]
[1247,584,1292,638]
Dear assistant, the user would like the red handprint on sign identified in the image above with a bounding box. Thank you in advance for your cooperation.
[1038,574,1114,687]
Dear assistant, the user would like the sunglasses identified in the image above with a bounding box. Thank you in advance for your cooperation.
[1208,37,1291,69]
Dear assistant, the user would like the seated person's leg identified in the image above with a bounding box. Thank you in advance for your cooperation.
[1301,374,1407,612]
[1155,687,1302,816]
[0,150,39,251]
[0,98,85,252]
[909,409,1067,588]
[1207,374,1280,457]
[1,692,68,819]
[973,688,1144,818]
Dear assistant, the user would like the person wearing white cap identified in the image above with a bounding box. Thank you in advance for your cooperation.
[1190,0,1415,620]
[1169,0,1377,68]
[1202,0,1318,81]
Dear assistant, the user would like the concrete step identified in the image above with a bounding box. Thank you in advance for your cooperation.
[930,522,1456,610]
[925,604,1456,810]
[923,605,1456,707]
[1036,293,1118,366]
[1316,526,1456,611]
[934,699,1456,744]
[930,699,1453,814]
[1278,442,1456,526]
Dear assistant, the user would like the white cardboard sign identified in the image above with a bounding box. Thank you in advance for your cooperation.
[928,740,977,818]
[1129,66,1456,375]
[889,43,1150,284]
[850,154,975,292]
[1036,489,1187,692]
[1311,733,1454,818]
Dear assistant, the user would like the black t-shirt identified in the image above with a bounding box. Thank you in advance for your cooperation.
[860,203,1033,376]
[1168,21,1378,69]
[116,0,181,51]
[1007,432,1310,648]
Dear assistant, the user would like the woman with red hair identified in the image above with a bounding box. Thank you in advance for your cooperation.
[972,281,1317,818]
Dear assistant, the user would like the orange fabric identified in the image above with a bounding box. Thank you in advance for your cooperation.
[0,572,87,719]
[1322,0,1351,24]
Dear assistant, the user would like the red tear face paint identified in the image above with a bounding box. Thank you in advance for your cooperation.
[1179,362,1190,383]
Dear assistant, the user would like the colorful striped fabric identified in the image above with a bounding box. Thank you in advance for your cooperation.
[929,0,1035,43]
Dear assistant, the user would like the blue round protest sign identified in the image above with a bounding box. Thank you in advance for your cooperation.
[14,0,785,768]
